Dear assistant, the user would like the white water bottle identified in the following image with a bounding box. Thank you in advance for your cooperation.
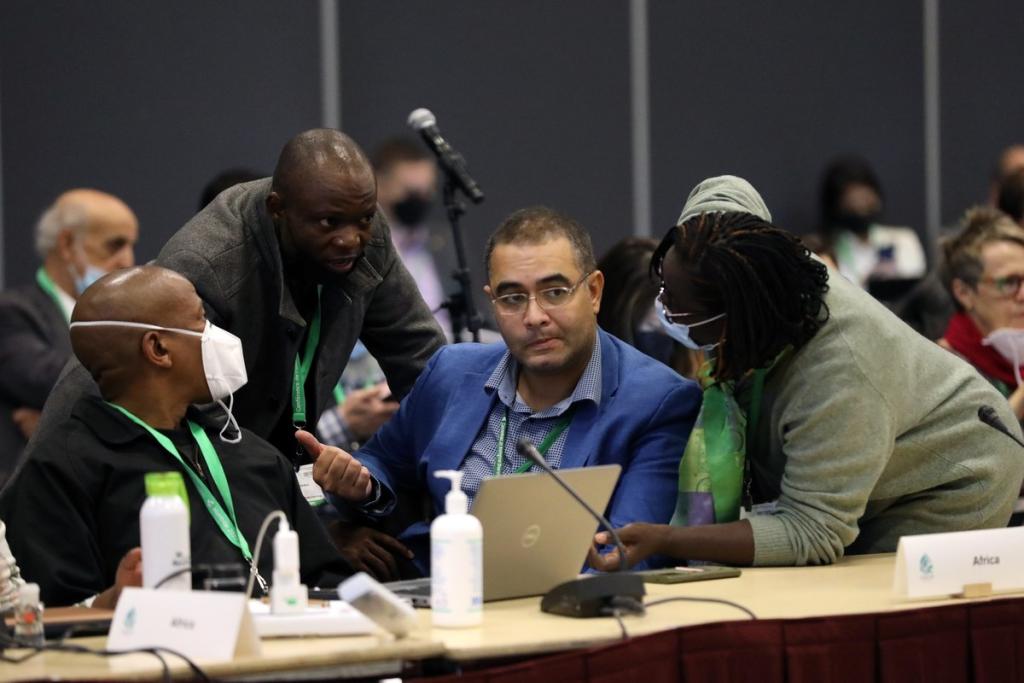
[140,471,191,590]
[430,470,482,628]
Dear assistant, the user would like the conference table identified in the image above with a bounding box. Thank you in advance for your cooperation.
[1,553,1021,681]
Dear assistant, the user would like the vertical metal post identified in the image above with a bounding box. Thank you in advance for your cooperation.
[629,0,652,237]
[319,0,341,130]
[923,0,941,261]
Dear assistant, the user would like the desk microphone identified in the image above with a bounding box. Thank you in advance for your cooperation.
[517,439,630,571]
[978,405,1024,450]
[516,438,645,618]
[407,108,485,204]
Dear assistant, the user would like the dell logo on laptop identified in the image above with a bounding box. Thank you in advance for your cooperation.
[521,524,542,548]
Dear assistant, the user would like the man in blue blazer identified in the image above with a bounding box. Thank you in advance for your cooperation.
[303,207,700,576]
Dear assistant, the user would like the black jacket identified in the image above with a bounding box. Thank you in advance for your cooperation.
[0,279,72,484]
[0,395,349,606]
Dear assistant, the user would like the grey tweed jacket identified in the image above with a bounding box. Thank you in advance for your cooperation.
[22,179,445,462]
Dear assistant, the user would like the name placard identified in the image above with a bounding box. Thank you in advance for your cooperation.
[893,526,1024,600]
[108,588,261,662]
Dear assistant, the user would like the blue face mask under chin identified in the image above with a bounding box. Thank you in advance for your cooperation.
[654,297,725,352]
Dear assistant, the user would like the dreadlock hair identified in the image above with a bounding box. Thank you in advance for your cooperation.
[651,211,830,382]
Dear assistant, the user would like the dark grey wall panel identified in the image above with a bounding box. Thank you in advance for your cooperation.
[648,1,925,239]
[0,0,321,286]
[337,0,633,279]
[939,0,1024,226]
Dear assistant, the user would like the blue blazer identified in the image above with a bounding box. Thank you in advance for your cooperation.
[350,329,701,571]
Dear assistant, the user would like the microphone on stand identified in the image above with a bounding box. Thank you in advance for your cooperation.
[515,438,645,618]
[978,405,1024,449]
[407,108,484,203]
[405,107,484,344]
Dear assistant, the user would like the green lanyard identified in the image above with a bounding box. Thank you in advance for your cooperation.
[292,286,323,426]
[35,268,70,323]
[494,405,576,476]
[108,403,253,563]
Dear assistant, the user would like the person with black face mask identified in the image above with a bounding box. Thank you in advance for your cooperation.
[818,156,925,288]
[372,137,453,336]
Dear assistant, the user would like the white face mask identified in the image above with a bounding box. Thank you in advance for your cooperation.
[654,297,725,352]
[983,328,1024,386]
[69,319,248,442]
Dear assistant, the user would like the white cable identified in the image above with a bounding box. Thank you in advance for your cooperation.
[245,510,287,598]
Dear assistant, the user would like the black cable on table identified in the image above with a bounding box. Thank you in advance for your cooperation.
[644,595,757,620]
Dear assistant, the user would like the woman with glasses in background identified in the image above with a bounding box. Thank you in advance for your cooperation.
[940,207,1024,420]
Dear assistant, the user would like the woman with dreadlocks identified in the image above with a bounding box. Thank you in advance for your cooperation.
[590,176,1022,569]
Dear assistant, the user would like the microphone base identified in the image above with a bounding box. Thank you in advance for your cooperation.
[540,574,646,619]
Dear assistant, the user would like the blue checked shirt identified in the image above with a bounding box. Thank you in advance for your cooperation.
[458,335,603,506]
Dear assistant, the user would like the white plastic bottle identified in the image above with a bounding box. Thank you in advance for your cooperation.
[270,519,308,614]
[140,471,192,591]
[430,470,482,628]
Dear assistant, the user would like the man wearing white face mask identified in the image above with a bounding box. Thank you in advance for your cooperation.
[0,266,350,607]
[940,207,1024,421]
[0,189,137,485]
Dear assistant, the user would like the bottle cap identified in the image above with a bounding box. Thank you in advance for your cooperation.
[144,471,190,516]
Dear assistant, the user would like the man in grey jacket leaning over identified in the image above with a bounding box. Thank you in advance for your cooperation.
[24,129,446,466]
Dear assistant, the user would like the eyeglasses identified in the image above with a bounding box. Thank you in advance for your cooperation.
[657,286,724,324]
[979,274,1024,298]
[491,271,593,316]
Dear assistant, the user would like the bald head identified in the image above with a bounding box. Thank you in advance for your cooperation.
[58,188,135,222]
[271,129,374,198]
[267,130,379,284]
[36,188,138,260]
[71,266,206,397]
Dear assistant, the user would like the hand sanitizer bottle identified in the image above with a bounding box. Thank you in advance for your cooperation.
[140,471,191,590]
[430,470,482,628]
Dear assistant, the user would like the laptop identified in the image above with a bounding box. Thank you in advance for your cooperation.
[385,464,621,605]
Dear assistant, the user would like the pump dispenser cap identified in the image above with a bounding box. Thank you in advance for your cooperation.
[435,470,468,515]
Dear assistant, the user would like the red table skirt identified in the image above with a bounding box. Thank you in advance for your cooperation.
[415,597,1024,682]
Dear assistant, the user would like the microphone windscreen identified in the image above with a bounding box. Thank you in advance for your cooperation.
[516,438,542,465]
[407,108,436,131]
[979,405,1002,428]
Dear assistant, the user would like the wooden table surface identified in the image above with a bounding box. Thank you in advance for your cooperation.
[3,553,1016,681]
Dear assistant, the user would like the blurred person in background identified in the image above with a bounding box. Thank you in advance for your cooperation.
[198,168,263,211]
[989,144,1024,206]
[372,137,453,336]
[0,190,137,483]
[997,167,1024,227]
[818,156,925,287]
[939,206,1024,419]
[894,145,1024,340]
[597,237,700,378]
